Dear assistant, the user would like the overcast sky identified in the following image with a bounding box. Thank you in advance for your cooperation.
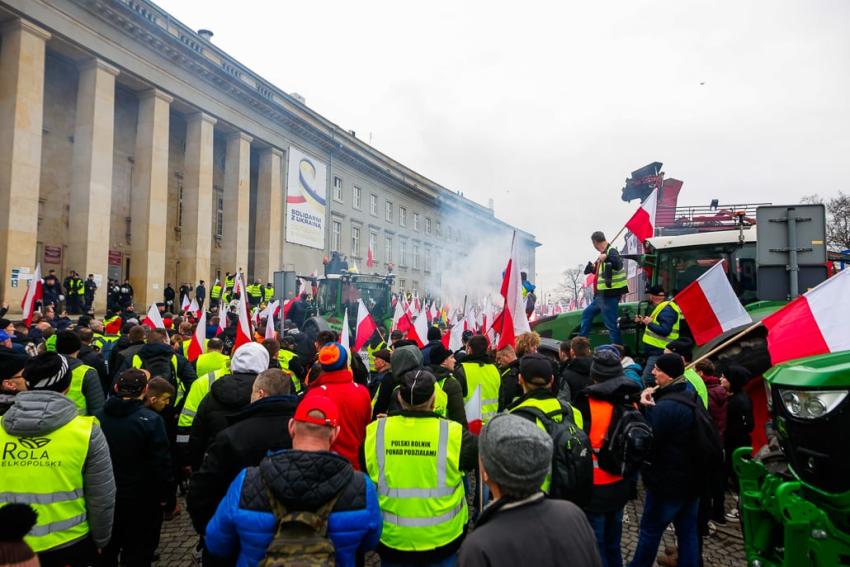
[156,0,850,293]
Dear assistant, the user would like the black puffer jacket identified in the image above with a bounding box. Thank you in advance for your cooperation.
[558,356,592,403]
[188,372,257,469]
[188,395,299,534]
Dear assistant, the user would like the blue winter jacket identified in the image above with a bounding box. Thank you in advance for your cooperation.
[205,449,382,566]
[644,303,680,355]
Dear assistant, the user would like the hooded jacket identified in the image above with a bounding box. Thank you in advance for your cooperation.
[1,391,116,549]
[204,450,381,567]
[188,394,299,535]
[372,346,423,417]
[67,357,105,416]
[95,396,174,506]
[122,342,197,394]
[701,373,728,443]
[558,356,592,403]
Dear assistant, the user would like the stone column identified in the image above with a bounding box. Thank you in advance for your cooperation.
[222,131,252,273]
[0,19,50,308]
[179,112,216,288]
[254,147,283,283]
[68,58,119,314]
[130,89,171,309]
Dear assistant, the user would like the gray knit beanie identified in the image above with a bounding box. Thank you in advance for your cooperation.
[590,347,624,381]
[479,413,553,497]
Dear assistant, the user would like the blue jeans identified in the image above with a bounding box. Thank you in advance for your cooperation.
[629,491,700,567]
[586,509,624,567]
[382,556,457,567]
[580,294,622,345]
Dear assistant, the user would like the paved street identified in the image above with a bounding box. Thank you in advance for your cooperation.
[156,490,746,566]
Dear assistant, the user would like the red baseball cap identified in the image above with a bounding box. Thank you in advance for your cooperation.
[294,396,339,428]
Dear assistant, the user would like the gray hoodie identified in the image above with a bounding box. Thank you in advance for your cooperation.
[2,390,116,549]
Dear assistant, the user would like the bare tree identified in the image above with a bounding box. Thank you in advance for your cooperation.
[554,265,584,302]
[801,192,850,251]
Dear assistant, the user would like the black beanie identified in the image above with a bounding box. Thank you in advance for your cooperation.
[427,326,442,341]
[54,330,82,355]
[655,353,685,379]
[429,344,453,366]
[23,353,72,392]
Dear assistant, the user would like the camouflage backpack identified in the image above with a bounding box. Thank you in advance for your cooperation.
[259,482,343,567]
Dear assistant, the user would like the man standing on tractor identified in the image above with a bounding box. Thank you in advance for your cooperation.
[580,231,628,345]
[636,285,682,385]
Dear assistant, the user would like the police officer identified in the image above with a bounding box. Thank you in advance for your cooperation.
[246,279,263,308]
[580,231,628,344]
[263,282,275,303]
[209,279,223,311]
[636,285,682,385]
[364,369,477,565]
[0,353,116,563]
[84,273,97,312]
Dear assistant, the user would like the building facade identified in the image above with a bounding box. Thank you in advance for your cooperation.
[0,0,537,313]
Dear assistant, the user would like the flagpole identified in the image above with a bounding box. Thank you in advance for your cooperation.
[687,320,764,369]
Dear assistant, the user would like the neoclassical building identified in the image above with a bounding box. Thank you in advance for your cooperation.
[0,0,538,312]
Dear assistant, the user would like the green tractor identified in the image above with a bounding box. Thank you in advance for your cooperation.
[300,271,395,340]
[735,351,850,566]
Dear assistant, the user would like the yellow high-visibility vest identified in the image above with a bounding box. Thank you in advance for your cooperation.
[642,300,682,350]
[461,362,500,424]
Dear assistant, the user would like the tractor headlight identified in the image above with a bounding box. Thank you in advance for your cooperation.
[779,389,848,419]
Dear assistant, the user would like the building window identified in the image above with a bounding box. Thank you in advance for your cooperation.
[425,248,431,272]
[351,225,360,257]
[369,230,378,257]
[370,193,378,216]
[333,176,343,202]
[412,281,419,295]
[436,221,442,237]
[399,207,407,227]
[331,219,342,251]
[399,239,407,267]
[215,192,224,238]
[385,235,393,264]
[425,217,432,234]
[385,201,393,222]
[413,213,420,231]
[412,244,420,269]
[353,186,362,210]
[399,278,406,291]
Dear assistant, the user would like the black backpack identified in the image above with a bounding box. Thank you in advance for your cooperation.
[139,351,177,387]
[597,403,653,477]
[666,391,724,493]
[260,480,342,567]
[512,406,593,507]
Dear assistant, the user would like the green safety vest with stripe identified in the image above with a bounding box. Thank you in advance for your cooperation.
[66,363,94,416]
[277,349,302,394]
[596,245,628,292]
[247,284,262,300]
[460,362,501,424]
[509,394,583,492]
[364,415,467,551]
[641,300,682,350]
[366,341,386,372]
[0,415,94,552]
[177,368,229,442]
[210,284,222,299]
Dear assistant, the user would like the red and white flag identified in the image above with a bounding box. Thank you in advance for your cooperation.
[187,311,207,362]
[465,385,483,435]
[264,300,279,341]
[763,269,850,366]
[408,311,429,348]
[189,298,201,318]
[624,188,658,243]
[429,302,438,322]
[674,261,752,346]
[340,308,351,356]
[216,307,227,336]
[181,294,191,312]
[494,232,531,350]
[20,264,43,327]
[449,318,465,351]
[144,302,166,330]
[353,299,378,352]
[367,243,376,268]
[233,275,253,352]
[392,300,412,333]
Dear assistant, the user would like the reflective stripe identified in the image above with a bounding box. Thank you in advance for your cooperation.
[374,419,455,498]
[175,434,190,444]
[482,398,498,406]
[382,499,465,527]
[208,371,216,388]
[375,419,387,490]
[436,420,448,488]
[27,513,87,536]
[180,408,196,418]
[0,488,84,504]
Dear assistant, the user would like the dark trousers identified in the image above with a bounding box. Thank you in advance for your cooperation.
[39,536,96,567]
[586,509,624,567]
[101,498,162,567]
[68,294,82,314]
[629,490,699,567]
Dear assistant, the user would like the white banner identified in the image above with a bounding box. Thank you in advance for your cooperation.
[286,146,328,249]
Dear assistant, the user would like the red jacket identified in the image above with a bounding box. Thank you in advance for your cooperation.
[304,368,371,470]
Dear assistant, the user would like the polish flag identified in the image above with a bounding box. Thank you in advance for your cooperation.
[465,384,483,435]
[20,263,43,327]
[232,276,253,352]
[181,294,191,312]
[340,307,351,353]
[674,261,752,346]
[429,302,438,323]
[391,300,408,333]
[264,300,279,341]
[282,296,296,319]
[495,232,531,350]
[189,298,201,318]
[763,269,850,366]
[233,273,242,296]
[144,302,166,330]
[353,299,378,352]
[408,311,429,348]
[367,243,376,268]
[448,318,465,351]
[624,188,658,243]
[187,311,207,362]
[216,307,227,336]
